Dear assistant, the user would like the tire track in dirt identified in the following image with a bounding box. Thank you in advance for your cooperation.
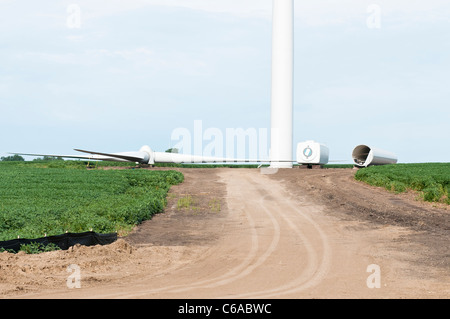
[220,172,332,298]
[66,169,328,299]
[99,170,283,298]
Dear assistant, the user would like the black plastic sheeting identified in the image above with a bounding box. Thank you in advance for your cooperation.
[0,231,118,253]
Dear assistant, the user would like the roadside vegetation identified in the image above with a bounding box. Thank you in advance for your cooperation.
[355,163,450,204]
[0,161,184,242]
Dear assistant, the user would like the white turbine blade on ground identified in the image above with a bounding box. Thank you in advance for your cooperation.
[74,149,148,163]
[154,152,275,164]
[9,152,127,162]
[12,149,294,165]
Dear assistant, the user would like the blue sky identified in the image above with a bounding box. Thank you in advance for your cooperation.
[1,0,449,163]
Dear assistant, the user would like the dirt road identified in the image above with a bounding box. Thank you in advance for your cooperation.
[1,168,448,298]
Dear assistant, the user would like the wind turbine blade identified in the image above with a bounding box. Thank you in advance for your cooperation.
[154,152,289,164]
[74,149,147,163]
[9,152,119,161]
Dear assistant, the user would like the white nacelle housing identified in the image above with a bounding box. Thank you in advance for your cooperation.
[296,140,329,165]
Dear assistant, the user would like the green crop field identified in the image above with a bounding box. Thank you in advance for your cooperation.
[0,161,183,241]
[355,163,450,204]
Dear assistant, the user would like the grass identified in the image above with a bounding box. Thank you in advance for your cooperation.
[176,195,221,213]
[323,164,355,169]
[208,198,221,213]
[355,163,450,204]
[177,195,198,210]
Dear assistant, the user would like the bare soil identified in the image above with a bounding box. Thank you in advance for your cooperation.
[0,167,448,299]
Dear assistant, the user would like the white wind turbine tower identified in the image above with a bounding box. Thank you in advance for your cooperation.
[269,0,294,168]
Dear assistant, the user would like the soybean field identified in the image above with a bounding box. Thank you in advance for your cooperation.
[0,161,184,241]
[355,163,450,204]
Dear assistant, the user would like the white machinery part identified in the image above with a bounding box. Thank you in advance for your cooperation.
[352,145,398,167]
[296,141,329,165]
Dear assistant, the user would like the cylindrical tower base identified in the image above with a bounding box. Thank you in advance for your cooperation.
[269,0,294,169]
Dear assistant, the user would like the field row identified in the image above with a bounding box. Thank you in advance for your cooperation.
[355,163,449,204]
[0,162,183,241]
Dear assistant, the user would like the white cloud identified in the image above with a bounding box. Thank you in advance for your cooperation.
[73,0,271,20]
[2,0,448,30]
[297,0,450,26]
[69,0,450,26]
[18,47,155,68]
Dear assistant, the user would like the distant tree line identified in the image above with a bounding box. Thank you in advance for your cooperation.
[1,155,25,162]
[1,155,63,162]
[2,148,180,162]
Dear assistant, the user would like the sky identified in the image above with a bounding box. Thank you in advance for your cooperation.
[0,0,449,163]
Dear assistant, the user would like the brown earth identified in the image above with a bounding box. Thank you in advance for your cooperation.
[0,167,448,299]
